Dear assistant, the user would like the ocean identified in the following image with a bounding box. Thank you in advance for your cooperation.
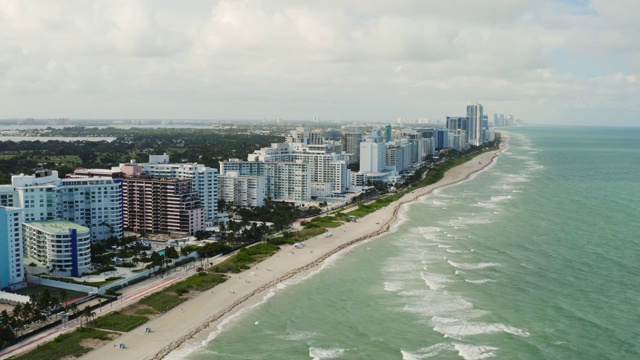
[180,126,640,360]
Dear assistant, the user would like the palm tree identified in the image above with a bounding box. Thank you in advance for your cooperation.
[69,303,79,323]
[81,306,92,327]
[59,289,68,311]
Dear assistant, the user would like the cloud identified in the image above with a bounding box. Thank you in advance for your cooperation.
[0,0,638,126]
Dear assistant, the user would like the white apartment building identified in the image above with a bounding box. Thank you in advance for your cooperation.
[58,177,124,241]
[244,141,351,194]
[23,220,91,278]
[467,104,484,146]
[448,129,466,151]
[386,144,406,173]
[219,172,267,207]
[5,170,123,241]
[133,155,219,226]
[221,160,268,177]
[360,139,387,173]
[0,207,24,289]
[421,137,437,158]
[267,162,311,202]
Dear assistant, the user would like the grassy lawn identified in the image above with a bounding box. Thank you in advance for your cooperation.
[138,292,186,313]
[12,327,115,360]
[269,227,327,245]
[212,243,280,273]
[134,307,158,316]
[91,311,149,332]
[303,216,343,228]
[166,272,227,296]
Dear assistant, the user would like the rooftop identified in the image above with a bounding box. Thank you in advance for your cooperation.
[25,220,90,234]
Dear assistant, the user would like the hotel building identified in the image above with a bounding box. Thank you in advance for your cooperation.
[23,220,91,278]
[123,178,206,236]
[467,104,484,146]
[218,173,267,208]
[0,207,24,289]
[1,170,123,241]
[123,155,219,226]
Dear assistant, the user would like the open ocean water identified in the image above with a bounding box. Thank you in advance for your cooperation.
[181,126,640,360]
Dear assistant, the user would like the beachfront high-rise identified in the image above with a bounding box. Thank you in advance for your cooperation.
[467,104,484,146]
[0,206,24,289]
[360,138,387,173]
[385,124,392,142]
[122,178,206,236]
[23,220,91,278]
[341,131,363,164]
[219,173,268,207]
[1,170,124,241]
[131,155,219,226]
[57,177,124,241]
[221,130,351,203]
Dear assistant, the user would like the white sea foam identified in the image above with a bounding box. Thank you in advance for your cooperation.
[383,263,417,273]
[453,343,500,360]
[447,260,501,270]
[402,296,474,316]
[164,341,206,360]
[446,248,466,254]
[420,272,453,291]
[447,217,493,227]
[490,195,513,202]
[278,331,318,341]
[433,319,530,340]
[384,281,404,292]
[464,279,495,284]
[309,347,346,359]
[401,343,454,359]
[402,342,501,360]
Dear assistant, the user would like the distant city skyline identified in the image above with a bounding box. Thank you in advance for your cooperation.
[1,1,639,126]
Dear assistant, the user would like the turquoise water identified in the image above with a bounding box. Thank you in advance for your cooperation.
[182,126,640,360]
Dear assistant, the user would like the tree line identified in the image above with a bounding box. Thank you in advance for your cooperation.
[0,128,282,183]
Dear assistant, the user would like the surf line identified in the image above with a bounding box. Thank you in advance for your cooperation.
[151,146,506,360]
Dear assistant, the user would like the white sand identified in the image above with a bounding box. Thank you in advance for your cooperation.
[80,144,506,360]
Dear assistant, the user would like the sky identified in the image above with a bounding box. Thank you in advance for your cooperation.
[1,0,639,126]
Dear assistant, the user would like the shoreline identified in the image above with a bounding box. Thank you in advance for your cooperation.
[81,142,507,360]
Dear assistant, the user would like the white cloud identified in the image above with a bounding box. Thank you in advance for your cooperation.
[0,0,638,125]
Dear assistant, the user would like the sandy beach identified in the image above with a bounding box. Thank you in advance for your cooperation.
[80,143,506,360]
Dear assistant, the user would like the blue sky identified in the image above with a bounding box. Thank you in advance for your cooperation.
[0,0,638,126]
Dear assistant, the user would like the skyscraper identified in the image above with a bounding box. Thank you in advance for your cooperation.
[0,206,24,289]
[136,155,219,226]
[5,170,123,241]
[466,104,484,146]
[360,138,387,173]
[341,131,363,164]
